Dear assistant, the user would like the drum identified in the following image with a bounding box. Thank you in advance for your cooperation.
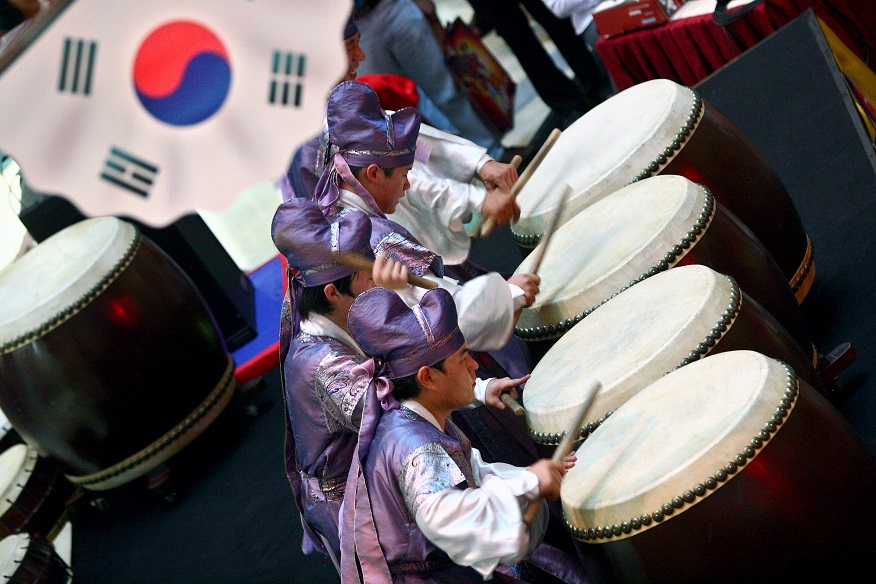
[0,217,236,491]
[513,175,812,364]
[562,351,876,583]
[512,79,813,301]
[523,265,822,446]
[0,533,71,583]
[0,410,21,454]
[0,445,72,540]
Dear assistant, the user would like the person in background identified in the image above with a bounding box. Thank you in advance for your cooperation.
[464,0,612,124]
[540,0,615,90]
[352,0,503,153]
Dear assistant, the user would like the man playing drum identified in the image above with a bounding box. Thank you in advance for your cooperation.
[271,199,525,570]
[282,17,521,267]
[342,286,574,583]
[313,79,539,355]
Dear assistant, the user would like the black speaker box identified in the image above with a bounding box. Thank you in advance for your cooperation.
[17,187,256,352]
[696,8,876,454]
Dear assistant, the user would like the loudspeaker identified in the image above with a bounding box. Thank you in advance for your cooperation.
[17,188,256,352]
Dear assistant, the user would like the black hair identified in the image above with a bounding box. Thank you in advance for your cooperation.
[298,274,355,320]
[391,359,446,402]
[348,165,394,179]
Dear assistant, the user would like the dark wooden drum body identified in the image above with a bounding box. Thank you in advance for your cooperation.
[513,175,812,366]
[512,79,813,301]
[0,218,236,490]
[562,351,876,583]
[522,265,822,446]
[0,533,71,583]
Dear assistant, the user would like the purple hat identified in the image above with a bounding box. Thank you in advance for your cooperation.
[348,287,465,379]
[315,81,421,217]
[327,81,421,169]
[272,198,374,286]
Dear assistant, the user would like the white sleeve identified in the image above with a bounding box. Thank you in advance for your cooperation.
[417,123,489,183]
[467,377,493,408]
[415,450,548,579]
[540,0,600,19]
[389,164,486,265]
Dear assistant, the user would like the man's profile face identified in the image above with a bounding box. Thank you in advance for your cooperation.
[370,164,412,214]
[343,32,366,82]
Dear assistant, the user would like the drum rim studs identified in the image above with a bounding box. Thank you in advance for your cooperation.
[563,363,800,543]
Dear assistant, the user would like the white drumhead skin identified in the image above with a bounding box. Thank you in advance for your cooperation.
[515,79,698,241]
[515,175,710,333]
[524,265,739,443]
[0,444,32,518]
[561,351,797,542]
[0,533,29,580]
[0,217,137,351]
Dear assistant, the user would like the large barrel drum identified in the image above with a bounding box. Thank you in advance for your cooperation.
[523,265,822,447]
[512,79,814,301]
[563,351,876,583]
[513,175,812,364]
[0,217,236,490]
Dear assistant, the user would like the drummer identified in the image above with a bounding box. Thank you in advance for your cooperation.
[313,79,539,357]
[342,286,574,582]
[282,16,520,268]
[271,198,526,571]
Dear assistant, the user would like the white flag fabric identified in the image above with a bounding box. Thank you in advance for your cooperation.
[0,0,348,225]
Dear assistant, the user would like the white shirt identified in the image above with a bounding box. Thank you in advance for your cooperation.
[339,189,519,352]
[541,0,602,35]
[388,123,492,265]
[401,399,548,580]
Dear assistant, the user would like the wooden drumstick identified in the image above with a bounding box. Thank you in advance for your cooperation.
[526,183,571,276]
[469,154,522,239]
[501,393,525,416]
[522,378,602,525]
[478,128,563,239]
[336,252,438,290]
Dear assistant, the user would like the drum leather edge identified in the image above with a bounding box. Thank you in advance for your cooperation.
[528,274,743,446]
[510,88,705,248]
[0,231,141,356]
[562,362,800,543]
[64,357,237,491]
[515,187,716,341]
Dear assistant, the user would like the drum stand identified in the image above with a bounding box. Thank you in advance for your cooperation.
[817,341,858,395]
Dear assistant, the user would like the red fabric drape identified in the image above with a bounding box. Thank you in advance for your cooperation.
[595,0,873,91]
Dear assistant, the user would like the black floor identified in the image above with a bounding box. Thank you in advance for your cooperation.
[70,13,876,583]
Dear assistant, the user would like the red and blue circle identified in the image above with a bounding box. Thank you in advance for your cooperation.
[133,21,231,126]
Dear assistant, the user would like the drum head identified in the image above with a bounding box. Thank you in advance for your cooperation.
[0,533,28,580]
[561,351,797,542]
[0,217,138,353]
[523,265,740,444]
[0,444,31,517]
[514,79,698,244]
[515,175,712,338]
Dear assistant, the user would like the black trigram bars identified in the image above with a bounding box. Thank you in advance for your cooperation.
[58,37,97,95]
[268,51,306,107]
[100,147,158,198]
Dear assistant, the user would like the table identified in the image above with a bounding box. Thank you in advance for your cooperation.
[594,0,867,91]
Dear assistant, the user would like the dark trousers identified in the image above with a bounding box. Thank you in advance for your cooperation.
[467,0,604,115]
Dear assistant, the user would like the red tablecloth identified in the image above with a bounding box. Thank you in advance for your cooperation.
[594,0,870,91]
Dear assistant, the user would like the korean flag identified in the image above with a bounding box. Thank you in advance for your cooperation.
[0,0,348,225]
